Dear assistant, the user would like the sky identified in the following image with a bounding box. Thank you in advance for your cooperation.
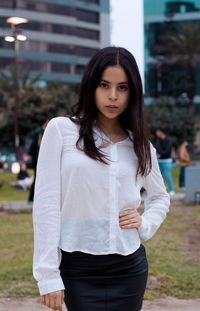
[110,0,144,83]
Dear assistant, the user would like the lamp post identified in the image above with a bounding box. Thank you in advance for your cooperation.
[5,17,28,161]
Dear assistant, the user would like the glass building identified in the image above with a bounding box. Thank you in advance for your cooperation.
[0,0,110,84]
[144,0,200,104]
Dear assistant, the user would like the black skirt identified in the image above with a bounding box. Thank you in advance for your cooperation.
[60,244,148,311]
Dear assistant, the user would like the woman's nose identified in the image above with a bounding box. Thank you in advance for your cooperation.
[108,88,117,101]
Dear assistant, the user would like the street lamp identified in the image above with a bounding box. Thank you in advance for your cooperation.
[5,16,28,161]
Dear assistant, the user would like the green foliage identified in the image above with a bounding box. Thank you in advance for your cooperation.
[152,22,200,105]
[0,71,79,146]
[146,96,195,147]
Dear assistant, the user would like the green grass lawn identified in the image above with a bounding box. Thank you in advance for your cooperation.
[0,204,200,298]
[0,170,33,201]
[0,211,37,296]
[144,206,200,299]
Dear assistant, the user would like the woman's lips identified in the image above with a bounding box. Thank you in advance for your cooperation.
[105,105,118,111]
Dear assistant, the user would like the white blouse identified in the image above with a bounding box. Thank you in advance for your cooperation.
[33,116,170,295]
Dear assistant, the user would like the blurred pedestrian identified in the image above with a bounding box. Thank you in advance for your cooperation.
[155,128,175,196]
[28,117,49,202]
[17,163,29,180]
[176,140,190,190]
[33,47,170,311]
[10,163,33,191]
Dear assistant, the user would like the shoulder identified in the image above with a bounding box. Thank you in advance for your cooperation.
[47,116,77,130]
[46,116,79,140]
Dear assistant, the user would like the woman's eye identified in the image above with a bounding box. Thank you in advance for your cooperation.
[99,83,108,88]
[119,85,128,91]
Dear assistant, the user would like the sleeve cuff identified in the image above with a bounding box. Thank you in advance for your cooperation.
[38,277,65,295]
[137,216,149,241]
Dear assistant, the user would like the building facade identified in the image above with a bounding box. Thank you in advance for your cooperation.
[144,0,200,105]
[0,0,110,84]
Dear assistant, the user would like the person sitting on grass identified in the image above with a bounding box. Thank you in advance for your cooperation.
[9,163,34,191]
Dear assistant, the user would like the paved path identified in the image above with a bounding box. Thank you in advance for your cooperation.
[0,193,185,212]
[143,310,199,311]
[0,296,199,311]
[0,200,32,211]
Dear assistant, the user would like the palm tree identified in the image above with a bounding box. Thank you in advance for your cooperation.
[0,64,41,92]
[154,22,200,108]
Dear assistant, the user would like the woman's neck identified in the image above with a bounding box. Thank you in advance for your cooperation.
[96,115,121,134]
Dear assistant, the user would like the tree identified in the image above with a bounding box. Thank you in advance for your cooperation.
[154,22,200,108]
[145,96,195,148]
[0,81,78,148]
[0,64,41,92]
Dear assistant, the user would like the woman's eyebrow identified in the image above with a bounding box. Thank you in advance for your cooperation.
[100,80,129,85]
[100,79,110,83]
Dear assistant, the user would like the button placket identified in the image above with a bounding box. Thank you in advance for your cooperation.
[109,143,118,252]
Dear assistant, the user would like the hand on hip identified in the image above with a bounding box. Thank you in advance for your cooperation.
[119,209,142,229]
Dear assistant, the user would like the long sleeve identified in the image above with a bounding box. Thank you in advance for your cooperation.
[33,118,65,295]
[138,144,170,241]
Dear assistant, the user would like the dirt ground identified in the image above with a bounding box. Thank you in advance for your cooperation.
[0,296,200,311]
[0,200,200,310]
[173,202,200,265]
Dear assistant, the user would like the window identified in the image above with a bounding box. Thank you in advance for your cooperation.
[21,60,50,72]
[0,17,10,28]
[52,24,75,35]
[165,1,198,14]
[17,0,74,17]
[0,57,12,70]
[19,21,41,31]
[75,46,98,57]
[0,38,3,47]
[75,65,85,75]
[78,0,99,4]
[18,21,75,35]
[0,0,14,8]
[48,44,74,54]
[17,0,27,9]
[76,27,99,40]
[11,39,98,57]
[20,40,47,52]
[76,9,99,24]
[51,62,70,73]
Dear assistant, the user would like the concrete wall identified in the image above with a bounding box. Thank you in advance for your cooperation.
[185,166,200,203]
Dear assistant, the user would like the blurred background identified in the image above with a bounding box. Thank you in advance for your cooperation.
[0,0,200,163]
[0,0,200,307]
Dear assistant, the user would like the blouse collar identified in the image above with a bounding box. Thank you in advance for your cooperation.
[92,120,132,145]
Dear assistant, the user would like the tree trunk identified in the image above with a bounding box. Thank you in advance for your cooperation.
[186,57,195,111]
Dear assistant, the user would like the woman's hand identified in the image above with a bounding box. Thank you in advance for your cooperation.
[119,209,142,229]
[41,290,64,311]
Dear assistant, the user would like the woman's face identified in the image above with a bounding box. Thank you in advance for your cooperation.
[95,65,130,121]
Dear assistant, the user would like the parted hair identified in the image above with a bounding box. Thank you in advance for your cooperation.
[69,46,152,177]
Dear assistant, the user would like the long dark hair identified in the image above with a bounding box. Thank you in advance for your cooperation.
[70,46,151,177]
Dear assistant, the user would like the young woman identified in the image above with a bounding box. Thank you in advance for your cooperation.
[33,47,170,311]
[176,140,190,189]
